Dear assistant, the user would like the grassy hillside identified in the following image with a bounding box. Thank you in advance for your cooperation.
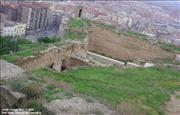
[161,43,180,53]
[32,67,180,115]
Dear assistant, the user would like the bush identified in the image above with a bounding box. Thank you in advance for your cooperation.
[116,102,146,115]
[17,38,32,44]
[0,95,9,109]
[0,36,18,55]
[8,79,25,92]
[22,83,42,98]
[37,37,60,43]
[25,99,43,111]
[0,37,32,55]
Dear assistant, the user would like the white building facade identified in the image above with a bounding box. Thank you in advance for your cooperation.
[2,22,26,37]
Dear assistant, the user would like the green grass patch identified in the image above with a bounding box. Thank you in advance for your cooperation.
[1,54,18,63]
[32,67,180,114]
[176,95,180,99]
[68,18,86,28]
[126,31,148,40]
[161,43,180,53]
[0,42,52,63]
[63,31,86,41]
[1,48,33,63]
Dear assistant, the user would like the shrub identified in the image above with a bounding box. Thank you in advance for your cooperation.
[22,83,42,98]
[0,36,32,55]
[0,95,9,109]
[8,79,25,92]
[37,37,60,43]
[17,38,32,44]
[116,102,146,115]
[0,36,18,55]
[25,99,43,111]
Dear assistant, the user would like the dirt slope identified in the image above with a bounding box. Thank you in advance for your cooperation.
[87,26,174,62]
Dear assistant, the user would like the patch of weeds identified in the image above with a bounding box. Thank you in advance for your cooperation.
[63,31,86,41]
[43,84,57,102]
[0,95,10,108]
[116,102,148,115]
[161,43,180,53]
[176,95,180,99]
[8,79,26,92]
[22,83,42,99]
[25,99,43,112]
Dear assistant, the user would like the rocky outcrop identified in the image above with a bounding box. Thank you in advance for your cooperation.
[43,97,114,115]
[175,54,180,62]
[0,85,26,107]
[0,60,25,80]
[144,63,154,68]
[166,92,180,115]
[126,62,140,68]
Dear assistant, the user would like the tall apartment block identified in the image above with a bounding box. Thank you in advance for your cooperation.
[20,2,49,34]
[0,3,22,22]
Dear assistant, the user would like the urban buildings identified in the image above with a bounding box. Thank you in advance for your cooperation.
[0,3,22,22]
[20,2,49,34]
[2,21,26,37]
[0,22,4,36]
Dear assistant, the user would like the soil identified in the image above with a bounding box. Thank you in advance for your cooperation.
[87,26,174,62]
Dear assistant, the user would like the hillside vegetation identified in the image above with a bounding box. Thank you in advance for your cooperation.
[32,67,180,115]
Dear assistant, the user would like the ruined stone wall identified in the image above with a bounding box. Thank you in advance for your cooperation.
[87,26,173,61]
[66,57,89,69]
[15,43,86,70]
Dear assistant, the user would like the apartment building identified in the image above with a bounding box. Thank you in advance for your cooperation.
[0,3,22,22]
[20,2,49,34]
[2,21,26,37]
[0,22,4,36]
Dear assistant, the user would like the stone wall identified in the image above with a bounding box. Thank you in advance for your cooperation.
[65,57,89,69]
[87,26,173,61]
[0,85,26,107]
[15,43,85,70]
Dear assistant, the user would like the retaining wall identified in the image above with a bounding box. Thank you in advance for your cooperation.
[15,43,85,70]
[87,51,125,67]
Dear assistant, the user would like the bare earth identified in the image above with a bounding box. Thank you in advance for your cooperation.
[88,26,174,61]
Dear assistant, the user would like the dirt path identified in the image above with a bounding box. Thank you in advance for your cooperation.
[166,92,180,115]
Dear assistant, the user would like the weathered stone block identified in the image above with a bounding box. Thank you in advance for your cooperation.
[126,62,140,68]
[175,54,180,62]
[0,85,26,107]
[0,60,25,80]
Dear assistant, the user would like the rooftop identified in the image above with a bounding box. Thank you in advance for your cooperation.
[4,21,18,27]
[22,2,49,9]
